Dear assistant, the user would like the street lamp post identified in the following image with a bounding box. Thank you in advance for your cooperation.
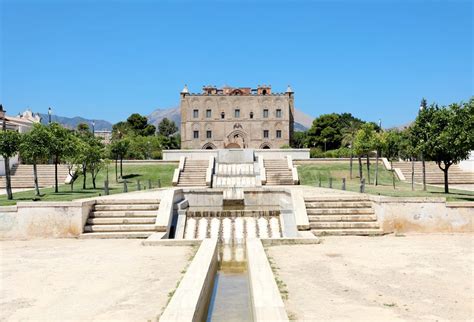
[48,107,52,124]
[92,121,95,135]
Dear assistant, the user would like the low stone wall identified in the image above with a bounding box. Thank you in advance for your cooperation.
[0,200,95,239]
[247,238,289,321]
[371,197,473,233]
[163,149,310,161]
[159,239,218,322]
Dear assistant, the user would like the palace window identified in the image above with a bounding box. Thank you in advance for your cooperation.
[250,112,254,119]
[206,130,212,139]
[276,130,282,138]
[263,109,269,118]
[235,109,240,118]
[276,109,282,118]
[206,109,212,118]
[221,112,225,119]
[193,131,199,139]
[263,130,269,138]
[193,109,199,118]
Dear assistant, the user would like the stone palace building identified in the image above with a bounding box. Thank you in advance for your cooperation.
[180,85,295,149]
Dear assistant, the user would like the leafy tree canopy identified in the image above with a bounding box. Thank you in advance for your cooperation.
[158,118,178,137]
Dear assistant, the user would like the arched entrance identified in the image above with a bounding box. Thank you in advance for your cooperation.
[202,142,217,150]
[225,143,241,149]
[225,130,248,149]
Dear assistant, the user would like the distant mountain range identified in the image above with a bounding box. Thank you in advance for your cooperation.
[36,106,314,132]
[38,113,113,131]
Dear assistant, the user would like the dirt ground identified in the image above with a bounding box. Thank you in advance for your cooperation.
[0,239,193,321]
[266,234,473,321]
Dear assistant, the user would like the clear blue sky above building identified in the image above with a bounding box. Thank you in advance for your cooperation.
[1,0,472,127]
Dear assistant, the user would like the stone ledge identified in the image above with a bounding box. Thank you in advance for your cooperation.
[261,237,320,246]
[159,238,218,322]
[247,238,289,322]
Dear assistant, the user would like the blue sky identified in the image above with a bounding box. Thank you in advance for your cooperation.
[1,0,472,127]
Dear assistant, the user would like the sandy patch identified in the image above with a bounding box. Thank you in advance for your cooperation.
[266,234,473,321]
[0,239,193,321]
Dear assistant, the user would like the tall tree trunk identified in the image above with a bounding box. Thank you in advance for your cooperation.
[439,162,451,194]
[120,156,123,178]
[422,154,426,191]
[91,168,96,189]
[358,156,363,180]
[82,164,87,189]
[349,149,353,180]
[54,156,59,193]
[374,150,379,186]
[115,158,118,182]
[4,157,12,200]
[33,162,40,196]
[411,158,415,191]
[366,154,370,184]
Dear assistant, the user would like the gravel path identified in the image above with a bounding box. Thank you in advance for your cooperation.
[0,239,193,321]
[266,234,473,321]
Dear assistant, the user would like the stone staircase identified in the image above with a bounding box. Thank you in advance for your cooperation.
[305,196,383,236]
[0,164,70,188]
[80,199,161,239]
[177,159,208,187]
[213,163,258,188]
[393,161,474,184]
[264,159,294,185]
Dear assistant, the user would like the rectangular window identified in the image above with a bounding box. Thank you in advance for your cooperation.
[193,109,199,118]
[263,130,269,138]
[206,109,211,118]
[234,109,240,118]
[276,109,282,118]
[193,131,199,139]
[221,112,225,119]
[206,130,212,139]
[276,130,282,138]
[263,109,269,118]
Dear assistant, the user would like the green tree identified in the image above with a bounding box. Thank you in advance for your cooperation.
[126,113,156,136]
[384,129,402,189]
[110,139,130,180]
[341,120,362,179]
[85,136,105,189]
[158,118,178,137]
[19,124,51,196]
[291,131,307,148]
[77,123,90,134]
[353,123,376,183]
[0,130,21,200]
[422,100,473,193]
[47,123,72,193]
[373,131,387,186]
[63,134,84,191]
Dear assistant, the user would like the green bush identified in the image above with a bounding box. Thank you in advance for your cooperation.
[310,147,353,158]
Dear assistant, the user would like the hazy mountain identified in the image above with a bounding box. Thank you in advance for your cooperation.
[147,106,313,132]
[38,113,113,131]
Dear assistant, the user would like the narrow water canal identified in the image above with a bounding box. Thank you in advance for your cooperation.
[206,244,253,322]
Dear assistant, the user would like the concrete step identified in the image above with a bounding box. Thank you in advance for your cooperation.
[306,208,374,215]
[95,199,160,205]
[79,231,153,239]
[305,197,370,202]
[83,224,157,232]
[305,202,373,208]
[308,214,377,222]
[87,217,156,225]
[311,228,384,236]
[94,204,159,211]
[310,221,379,229]
[91,211,158,218]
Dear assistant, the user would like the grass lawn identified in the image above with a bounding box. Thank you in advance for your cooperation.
[297,162,474,202]
[0,164,177,206]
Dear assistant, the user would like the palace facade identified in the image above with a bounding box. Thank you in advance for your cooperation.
[180,85,294,149]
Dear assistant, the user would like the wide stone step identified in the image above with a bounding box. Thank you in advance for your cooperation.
[94,204,159,211]
[310,221,379,229]
[95,199,160,205]
[306,208,374,215]
[311,228,384,236]
[83,224,157,232]
[79,231,154,239]
[87,217,156,225]
[305,197,370,202]
[305,202,373,208]
[91,211,158,217]
[308,214,377,222]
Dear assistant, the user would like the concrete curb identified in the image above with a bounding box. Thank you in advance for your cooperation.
[246,238,289,322]
[159,238,218,322]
